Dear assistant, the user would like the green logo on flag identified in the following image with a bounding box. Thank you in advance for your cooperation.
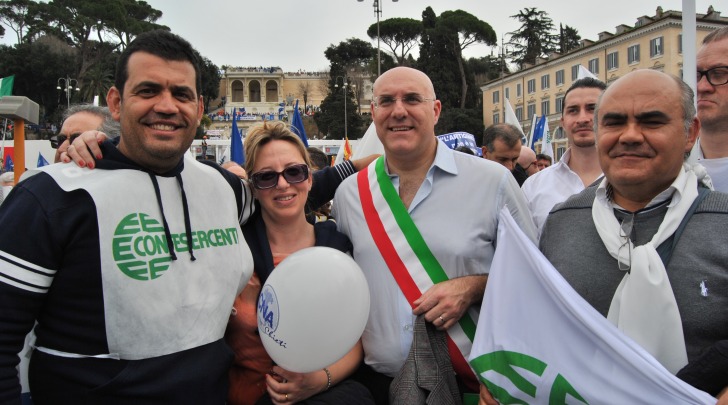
[112,212,240,281]
[470,350,587,404]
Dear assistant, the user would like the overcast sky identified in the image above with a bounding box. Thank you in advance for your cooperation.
[2,1,719,71]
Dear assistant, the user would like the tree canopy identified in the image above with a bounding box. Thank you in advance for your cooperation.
[507,7,558,68]
[559,23,581,54]
[0,0,227,129]
[439,9,496,109]
[315,38,372,139]
[367,17,421,66]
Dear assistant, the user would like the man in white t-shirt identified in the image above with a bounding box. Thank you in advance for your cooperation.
[692,26,728,192]
[521,77,606,236]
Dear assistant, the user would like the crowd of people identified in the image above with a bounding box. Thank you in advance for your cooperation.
[0,25,727,405]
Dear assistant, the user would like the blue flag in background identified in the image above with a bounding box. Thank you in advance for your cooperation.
[291,99,309,147]
[4,155,13,172]
[230,108,244,165]
[37,152,49,168]
[531,115,546,151]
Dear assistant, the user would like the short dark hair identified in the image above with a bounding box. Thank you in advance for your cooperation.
[306,147,329,170]
[535,153,552,163]
[115,30,202,98]
[562,77,607,116]
[483,123,522,152]
[62,104,121,138]
[454,146,475,155]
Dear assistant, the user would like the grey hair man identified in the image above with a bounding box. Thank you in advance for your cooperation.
[52,104,120,163]
[691,26,728,192]
[540,70,728,398]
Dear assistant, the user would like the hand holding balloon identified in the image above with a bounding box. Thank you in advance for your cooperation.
[257,247,370,373]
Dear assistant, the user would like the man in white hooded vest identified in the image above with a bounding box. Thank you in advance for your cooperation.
[0,30,255,404]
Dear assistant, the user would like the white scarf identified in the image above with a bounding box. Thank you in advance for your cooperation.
[592,165,705,374]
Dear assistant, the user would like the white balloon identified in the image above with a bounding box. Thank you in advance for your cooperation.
[257,246,370,373]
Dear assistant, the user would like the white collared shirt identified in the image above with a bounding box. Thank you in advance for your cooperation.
[522,149,599,237]
[690,139,728,193]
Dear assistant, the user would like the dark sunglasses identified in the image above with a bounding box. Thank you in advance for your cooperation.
[250,164,309,190]
[49,134,80,149]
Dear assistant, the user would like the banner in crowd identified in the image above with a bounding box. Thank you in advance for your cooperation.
[437,132,481,156]
[468,208,714,404]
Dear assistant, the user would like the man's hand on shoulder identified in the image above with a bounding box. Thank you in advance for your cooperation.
[350,154,380,172]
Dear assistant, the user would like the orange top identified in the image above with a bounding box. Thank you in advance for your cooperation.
[226,255,288,405]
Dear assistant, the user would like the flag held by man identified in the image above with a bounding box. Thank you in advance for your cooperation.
[468,208,714,404]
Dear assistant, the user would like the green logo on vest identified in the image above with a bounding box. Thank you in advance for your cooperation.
[112,212,240,281]
[470,350,588,404]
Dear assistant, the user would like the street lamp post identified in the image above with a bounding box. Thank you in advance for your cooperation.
[357,0,398,77]
[491,36,513,125]
[334,76,348,139]
[57,76,80,108]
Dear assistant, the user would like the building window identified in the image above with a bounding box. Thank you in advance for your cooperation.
[555,96,564,114]
[492,90,499,103]
[516,83,522,97]
[492,112,500,124]
[541,100,550,116]
[541,74,550,90]
[607,52,619,70]
[556,69,565,86]
[505,87,510,100]
[515,106,523,121]
[678,34,683,54]
[557,146,566,161]
[527,79,536,94]
[628,44,640,64]
[588,58,600,74]
[527,102,536,119]
[650,36,663,57]
[571,65,579,81]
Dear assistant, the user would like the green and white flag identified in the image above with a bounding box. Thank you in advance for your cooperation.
[469,208,714,404]
[0,75,14,97]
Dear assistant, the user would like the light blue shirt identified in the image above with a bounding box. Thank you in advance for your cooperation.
[333,140,536,376]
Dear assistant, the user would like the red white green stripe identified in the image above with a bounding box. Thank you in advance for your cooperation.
[358,157,477,386]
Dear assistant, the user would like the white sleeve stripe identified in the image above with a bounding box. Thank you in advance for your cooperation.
[0,258,55,289]
[0,273,49,293]
[0,250,56,275]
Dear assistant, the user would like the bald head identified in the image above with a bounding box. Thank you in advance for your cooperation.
[518,146,539,176]
[370,67,442,167]
[373,67,435,96]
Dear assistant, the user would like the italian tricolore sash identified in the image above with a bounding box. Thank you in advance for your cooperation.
[358,157,478,387]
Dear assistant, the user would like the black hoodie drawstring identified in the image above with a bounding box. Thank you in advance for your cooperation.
[175,173,196,261]
[147,172,196,262]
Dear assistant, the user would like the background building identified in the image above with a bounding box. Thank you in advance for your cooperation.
[207,67,373,139]
[481,6,727,161]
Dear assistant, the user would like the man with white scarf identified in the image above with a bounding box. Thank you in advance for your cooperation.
[539,69,728,398]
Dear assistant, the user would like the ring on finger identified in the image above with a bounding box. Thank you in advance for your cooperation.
[285,393,289,401]
[439,315,445,323]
